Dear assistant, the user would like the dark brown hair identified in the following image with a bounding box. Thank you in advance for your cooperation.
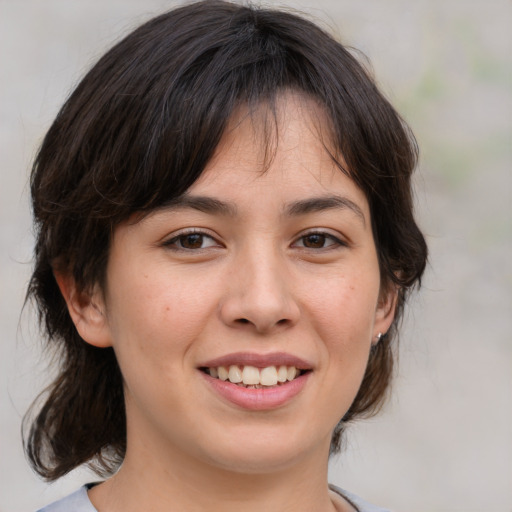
[24,0,427,480]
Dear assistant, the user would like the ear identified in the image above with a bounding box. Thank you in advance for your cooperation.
[54,271,113,348]
[372,284,399,344]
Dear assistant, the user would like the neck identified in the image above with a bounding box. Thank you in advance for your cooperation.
[89,434,342,512]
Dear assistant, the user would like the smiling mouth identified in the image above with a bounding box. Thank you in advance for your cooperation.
[200,365,308,388]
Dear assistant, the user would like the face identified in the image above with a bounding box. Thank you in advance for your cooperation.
[71,92,396,474]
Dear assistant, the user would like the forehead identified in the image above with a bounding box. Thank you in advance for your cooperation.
[214,91,339,167]
[187,91,367,211]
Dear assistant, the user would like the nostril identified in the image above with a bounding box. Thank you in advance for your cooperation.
[234,317,289,328]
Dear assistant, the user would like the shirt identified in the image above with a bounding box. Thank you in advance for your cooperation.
[37,483,391,512]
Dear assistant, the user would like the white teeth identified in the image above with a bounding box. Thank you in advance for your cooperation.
[242,365,260,385]
[260,366,278,386]
[287,366,297,381]
[208,364,302,386]
[277,365,288,383]
[228,365,243,383]
[218,366,229,381]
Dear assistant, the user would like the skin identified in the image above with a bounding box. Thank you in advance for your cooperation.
[59,92,396,512]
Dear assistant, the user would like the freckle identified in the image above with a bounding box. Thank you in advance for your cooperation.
[144,274,148,278]
[166,307,170,311]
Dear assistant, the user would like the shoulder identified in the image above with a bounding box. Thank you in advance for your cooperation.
[36,486,97,512]
[329,484,392,512]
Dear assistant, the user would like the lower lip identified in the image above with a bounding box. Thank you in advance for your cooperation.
[200,371,310,411]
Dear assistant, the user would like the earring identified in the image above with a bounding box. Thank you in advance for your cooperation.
[373,332,385,345]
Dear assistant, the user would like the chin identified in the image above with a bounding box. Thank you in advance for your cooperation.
[196,423,330,475]
[204,447,305,475]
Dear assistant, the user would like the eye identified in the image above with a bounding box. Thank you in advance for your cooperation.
[293,232,345,249]
[164,231,220,250]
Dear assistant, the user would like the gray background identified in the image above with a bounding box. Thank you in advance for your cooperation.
[1,0,511,510]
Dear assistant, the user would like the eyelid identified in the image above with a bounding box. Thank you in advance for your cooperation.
[161,228,223,250]
[292,229,348,249]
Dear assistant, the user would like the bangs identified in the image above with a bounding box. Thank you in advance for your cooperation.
[52,2,401,224]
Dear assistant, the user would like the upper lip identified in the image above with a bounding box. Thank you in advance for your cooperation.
[199,352,314,370]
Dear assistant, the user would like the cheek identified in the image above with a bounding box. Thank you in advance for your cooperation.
[105,269,217,369]
[105,278,211,414]
[306,270,379,408]
[305,270,380,343]
[309,278,379,415]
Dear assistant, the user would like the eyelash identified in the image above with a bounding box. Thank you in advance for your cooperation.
[163,229,346,252]
[292,231,346,250]
[163,229,221,251]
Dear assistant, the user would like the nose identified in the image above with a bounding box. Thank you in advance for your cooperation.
[219,245,300,334]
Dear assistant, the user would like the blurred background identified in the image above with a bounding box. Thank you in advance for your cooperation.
[1,0,510,510]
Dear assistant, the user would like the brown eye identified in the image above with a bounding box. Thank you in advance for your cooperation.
[302,234,327,248]
[179,233,204,249]
[165,231,219,250]
[293,232,344,250]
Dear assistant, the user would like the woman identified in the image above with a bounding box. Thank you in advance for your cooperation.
[25,1,427,511]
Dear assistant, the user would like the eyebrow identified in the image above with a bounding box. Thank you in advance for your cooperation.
[159,193,365,225]
[285,195,366,225]
[159,194,238,216]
